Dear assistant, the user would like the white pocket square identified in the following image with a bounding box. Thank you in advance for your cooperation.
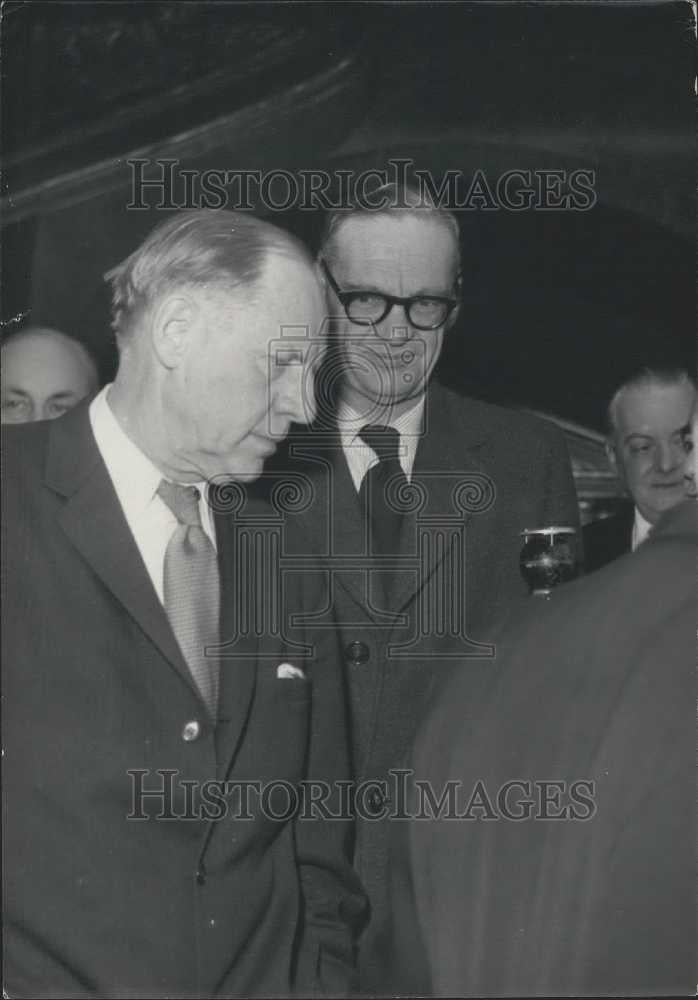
[276,662,306,680]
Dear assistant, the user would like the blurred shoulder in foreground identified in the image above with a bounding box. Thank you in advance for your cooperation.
[393,496,696,997]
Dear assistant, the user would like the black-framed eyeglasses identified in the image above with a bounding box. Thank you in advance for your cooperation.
[320,259,459,332]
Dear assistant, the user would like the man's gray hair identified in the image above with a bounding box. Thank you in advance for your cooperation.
[318,180,460,264]
[607,366,697,435]
[105,209,312,344]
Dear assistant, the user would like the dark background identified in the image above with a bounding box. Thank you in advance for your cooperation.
[1,1,694,429]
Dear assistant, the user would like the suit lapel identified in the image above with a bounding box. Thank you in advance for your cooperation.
[46,405,197,695]
[213,506,273,778]
[296,389,496,619]
[619,504,635,555]
[388,383,493,614]
[290,432,384,619]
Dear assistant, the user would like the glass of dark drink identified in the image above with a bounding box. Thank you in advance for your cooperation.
[519,526,580,598]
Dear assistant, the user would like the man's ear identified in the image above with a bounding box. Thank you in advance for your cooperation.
[445,274,463,333]
[151,294,199,370]
[605,437,619,473]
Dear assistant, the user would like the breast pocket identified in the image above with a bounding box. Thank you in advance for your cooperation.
[246,666,313,786]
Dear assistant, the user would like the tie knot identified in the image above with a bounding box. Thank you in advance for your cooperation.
[158,480,202,527]
[359,424,401,463]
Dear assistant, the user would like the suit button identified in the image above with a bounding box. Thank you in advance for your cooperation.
[345,641,370,665]
[182,720,201,742]
[366,788,386,815]
[195,866,206,886]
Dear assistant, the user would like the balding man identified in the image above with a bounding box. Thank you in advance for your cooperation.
[2,211,364,998]
[1,326,99,423]
[584,367,695,572]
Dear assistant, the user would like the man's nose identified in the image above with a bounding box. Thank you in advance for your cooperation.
[655,440,684,473]
[276,360,316,427]
[376,305,413,346]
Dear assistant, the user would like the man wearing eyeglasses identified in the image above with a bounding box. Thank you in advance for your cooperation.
[267,180,579,991]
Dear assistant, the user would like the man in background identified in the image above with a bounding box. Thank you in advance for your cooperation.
[393,408,696,997]
[1,325,99,423]
[2,210,363,998]
[267,181,580,990]
[583,366,695,571]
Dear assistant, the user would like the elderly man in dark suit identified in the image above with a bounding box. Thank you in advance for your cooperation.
[583,366,695,572]
[2,210,365,998]
[266,182,580,990]
[393,430,696,995]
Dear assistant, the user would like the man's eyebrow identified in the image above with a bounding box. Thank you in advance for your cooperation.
[623,432,654,444]
[47,391,80,402]
[340,280,454,297]
[624,425,693,444]
[1,387,31,398]
[275,348,304,366]
[337,278,388,294]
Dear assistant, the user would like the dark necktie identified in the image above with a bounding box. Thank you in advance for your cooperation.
[358,424,409,570]
[157,480,220,719]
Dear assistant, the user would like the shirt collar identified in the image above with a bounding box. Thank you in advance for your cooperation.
[89,385,208,518]
[337,394,426,450]
[632,506,654,549]
[90,386,163,520]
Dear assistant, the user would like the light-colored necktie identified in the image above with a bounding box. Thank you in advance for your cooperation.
[157,480,219,719]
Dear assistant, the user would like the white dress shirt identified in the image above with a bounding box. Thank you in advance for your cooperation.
[89,385,215,605]
[337,394,427,492]
[631,506,653,551]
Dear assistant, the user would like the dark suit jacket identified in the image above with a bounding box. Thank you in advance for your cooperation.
[395,500,696,997]
[582,502,634,572]
[1,404,365,999]
[263,380,580,991]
